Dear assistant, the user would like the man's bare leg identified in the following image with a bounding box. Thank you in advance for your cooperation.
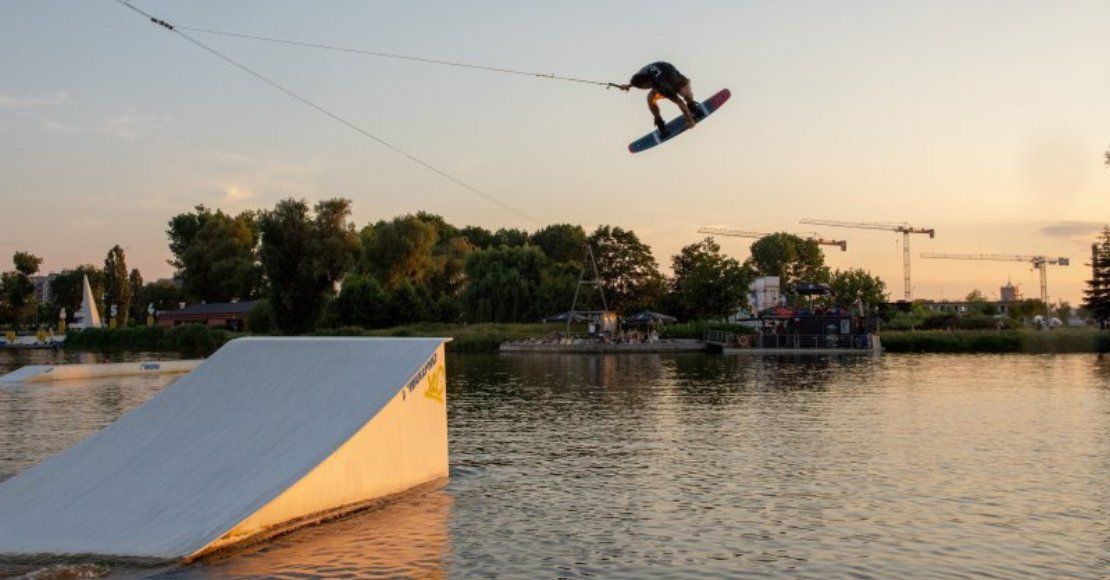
[679,84,702,120]
[647,90,669,137]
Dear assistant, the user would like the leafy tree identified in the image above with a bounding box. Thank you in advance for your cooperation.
[670,238,753,320]
[103,245,132,325]
[258,198,360,334]
[389,280,432,325]
[960,289,996,317]
[464,245,550,322]
[427,236,475,301]
[493,228,529,247]
[746,233,830,292]
[331,274,391,328]
[167,205,262,302]
[1007,299,1049,320]
[135,279,186,317]
[360,215,440,287]
[359,213,475,308]
[530,224,587,265]
[459,225,496,249]
[828,269,888,312]
[1054,301,1073,323]
[535,261,580,318]
[588,225,665,313]
[49,266,104,321]
[0,251,42,327]
[1083,226,1110,328]
[127,269,144,323]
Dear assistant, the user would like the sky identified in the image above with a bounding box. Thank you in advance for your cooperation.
[2,0,1108,305]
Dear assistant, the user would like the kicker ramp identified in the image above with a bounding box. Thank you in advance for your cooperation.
[0,359,202,384]
[0,337,449,562]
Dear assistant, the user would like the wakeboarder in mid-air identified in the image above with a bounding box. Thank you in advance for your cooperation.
[620,62,700,139]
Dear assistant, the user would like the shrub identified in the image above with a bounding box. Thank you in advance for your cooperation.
[247,299,275,334]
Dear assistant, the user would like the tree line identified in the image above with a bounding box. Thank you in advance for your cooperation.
[0,197,888,333]
[160,199,885,334]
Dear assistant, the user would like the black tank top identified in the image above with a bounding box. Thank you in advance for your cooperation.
[634,62,688,99]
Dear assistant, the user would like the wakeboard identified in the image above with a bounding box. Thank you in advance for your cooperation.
[628,88,731,153]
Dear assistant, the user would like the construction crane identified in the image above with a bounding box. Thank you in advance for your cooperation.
[799,219,935,301]
[697,227,848,252]
[920,253,1069,304]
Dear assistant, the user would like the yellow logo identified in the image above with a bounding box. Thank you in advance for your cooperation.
[424,365,445,404]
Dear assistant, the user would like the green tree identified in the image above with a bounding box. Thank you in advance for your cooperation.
[535,261,580,318]
[530,224,587,265]
[464,245,550,322]
[360,215,440,288]
[1083,226,1110,328]
[49,266,104,322]
[388,279,432,325]
[331,274,391,328]
[459,225,496,249]
[746,233,830,292]
[670,238,753,320]
[127,268,145,323]
[258,198,360,334]
[1054,301,1073,324]
[0,251,42,327]
[493,228,529,247]
[828,269,888,312]
[103,245,132,325]
[134,279,186,317]
[167,205,262,302]
[1008,299,1049,320]
[358,213,475,312]
[588,225,665,313]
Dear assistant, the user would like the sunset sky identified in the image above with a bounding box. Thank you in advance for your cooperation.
[2,0,1108,304]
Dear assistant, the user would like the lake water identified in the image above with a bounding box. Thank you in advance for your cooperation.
[1,351,1108,578]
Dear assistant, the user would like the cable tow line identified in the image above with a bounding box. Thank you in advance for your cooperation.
[175,26,624,90]
[111,0,539,224]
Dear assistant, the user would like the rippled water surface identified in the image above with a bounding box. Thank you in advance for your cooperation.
[1,351,1108,578]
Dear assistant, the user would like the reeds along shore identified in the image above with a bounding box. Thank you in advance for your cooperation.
[60,324,1110,355]
[881,328,1110,353]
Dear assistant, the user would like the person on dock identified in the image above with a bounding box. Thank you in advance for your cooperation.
[619,61,700,138]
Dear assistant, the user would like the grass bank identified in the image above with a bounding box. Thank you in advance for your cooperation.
[882,328,1110,354]
[64,325,239,356]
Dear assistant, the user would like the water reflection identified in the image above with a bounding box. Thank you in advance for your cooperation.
[1,351,1108,577]
[193,489,452,578]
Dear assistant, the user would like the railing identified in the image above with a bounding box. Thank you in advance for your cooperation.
[705,330,874,350]
[752,333,873,350]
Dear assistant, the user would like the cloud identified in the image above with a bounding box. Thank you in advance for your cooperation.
[221,185,258,205]
[1040,220,1106,239]
[102,112,169,140]
[42,119,79,135]
[0,91,69,108]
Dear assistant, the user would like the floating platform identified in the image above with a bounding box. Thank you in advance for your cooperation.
[0,337,449,562]
[499,339,706,353]
[0,359,202,384]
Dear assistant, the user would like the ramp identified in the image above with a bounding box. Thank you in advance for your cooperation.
[0,337,449,562]
[0,359,202,384]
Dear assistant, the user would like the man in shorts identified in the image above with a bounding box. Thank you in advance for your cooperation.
[620,62,700,138]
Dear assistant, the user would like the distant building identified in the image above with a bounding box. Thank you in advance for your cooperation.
[1000,281,1021,302]
[748,276,782,312]
[32,273,58,304]
[157,301,256,331]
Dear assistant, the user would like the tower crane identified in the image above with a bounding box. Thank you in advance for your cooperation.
[799,219,935,300]
[697,227,848,252]
[920,253,1069,304]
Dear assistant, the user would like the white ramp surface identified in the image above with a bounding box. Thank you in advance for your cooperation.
[0,337,448,561]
